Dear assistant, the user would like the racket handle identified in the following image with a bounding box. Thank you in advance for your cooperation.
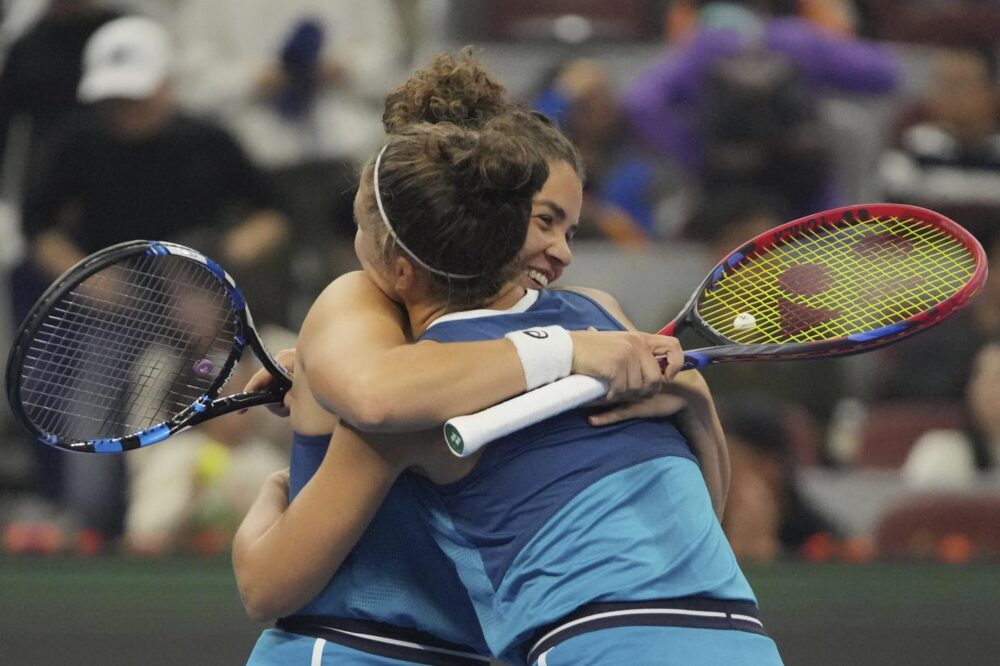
[443,375,608,457]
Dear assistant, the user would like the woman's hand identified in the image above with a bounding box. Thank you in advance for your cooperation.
[569,329,683,402]
[241,348,297,416]
[586,386,689,427]
[261,468,291,504]
[587,366,713,422]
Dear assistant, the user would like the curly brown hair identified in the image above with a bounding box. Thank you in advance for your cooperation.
[361,121,549,309]
[383,48,510,133]
[383,48,585,180]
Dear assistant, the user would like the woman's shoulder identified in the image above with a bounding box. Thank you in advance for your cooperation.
[302,271,404,333]
[554,287,634,330]
[557,286,620,311]
[316,271,392,305]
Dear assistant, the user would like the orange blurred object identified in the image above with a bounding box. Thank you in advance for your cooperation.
[800,532,839,562]
[665,0,697,42]
[840,536,875,564]
[875,495,1000,560]
[192,529,228,557]
[74,528,105,557]
[2,521,65,555]
[800,0,857,35]
[937,533,975,564]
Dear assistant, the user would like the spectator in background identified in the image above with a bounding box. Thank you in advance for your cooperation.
[0,0,121,196]
[172,0,407,324]
[532,57,694,244]
[17,15,289,325]
[719,393,840,562]
[626,0,899,217]
[903,340,1000,489]
[878,45,1000,240]
[9,15,289,542]
[684,188,846,436]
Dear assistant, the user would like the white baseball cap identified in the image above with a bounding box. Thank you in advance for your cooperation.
[78,16,172,103]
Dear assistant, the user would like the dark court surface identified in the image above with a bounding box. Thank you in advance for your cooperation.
[2,557,999,665]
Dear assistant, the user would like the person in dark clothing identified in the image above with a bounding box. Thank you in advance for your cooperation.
[625,0,899,217]
[9,16,289,543]
[22,110,285,269]
[19,15,289,325]
[0,0,121,192]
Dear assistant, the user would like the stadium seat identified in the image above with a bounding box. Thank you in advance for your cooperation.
[865,0,1000,45]
[855,401,968,469]
[874,493,1000,559]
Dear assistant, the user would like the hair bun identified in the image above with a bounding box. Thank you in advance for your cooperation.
[383,48,510,133]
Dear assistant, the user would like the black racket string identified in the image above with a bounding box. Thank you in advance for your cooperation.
[21,256,194,439]
[19,254,239,441]
[23,255,234,440]
[85,254,237,430]
[113,254,238,423]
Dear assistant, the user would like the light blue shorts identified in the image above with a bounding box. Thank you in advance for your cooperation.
[530,625,784,666]
[247,628,492,666]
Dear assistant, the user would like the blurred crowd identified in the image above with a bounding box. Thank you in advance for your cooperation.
[1,0,998,565]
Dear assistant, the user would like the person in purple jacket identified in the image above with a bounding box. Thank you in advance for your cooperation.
[624,0,899,215]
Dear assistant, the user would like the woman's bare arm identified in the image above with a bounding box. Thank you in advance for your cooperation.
[297,273,675,432]
[298,272,527,431]
[232,423,413,621]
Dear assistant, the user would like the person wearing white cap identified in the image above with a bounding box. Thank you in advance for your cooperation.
[23,15,289,315]
[15,14,292,545]
[73,15,175,141]
[77,15,172,105]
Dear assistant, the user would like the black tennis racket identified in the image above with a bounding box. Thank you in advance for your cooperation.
[5,240,291,453]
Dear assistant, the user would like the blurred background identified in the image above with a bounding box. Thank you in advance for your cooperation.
[1,1,998,664]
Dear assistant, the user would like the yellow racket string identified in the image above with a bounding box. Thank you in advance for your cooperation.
[698,215,976,344]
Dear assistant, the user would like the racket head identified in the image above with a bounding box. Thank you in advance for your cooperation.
[5,240,289,453]
[664,204,987,365]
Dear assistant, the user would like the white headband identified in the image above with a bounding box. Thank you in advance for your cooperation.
[373,143,478,280]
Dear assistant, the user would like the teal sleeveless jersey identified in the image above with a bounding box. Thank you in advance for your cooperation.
[414,289,757,662]
[285,432,489,655]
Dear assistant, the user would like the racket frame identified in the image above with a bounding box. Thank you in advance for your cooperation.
[660,203,987,368]
[5,240,291,453]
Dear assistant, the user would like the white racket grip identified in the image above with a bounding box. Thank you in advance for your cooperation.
[443,374,609,457]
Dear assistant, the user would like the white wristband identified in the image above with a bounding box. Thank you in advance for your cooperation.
[504,325,574,391]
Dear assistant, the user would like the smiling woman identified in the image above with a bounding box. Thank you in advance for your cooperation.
[382,50,586,292]
[521,159,581,289]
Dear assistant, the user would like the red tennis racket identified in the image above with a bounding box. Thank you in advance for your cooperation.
[444,203,987,456]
